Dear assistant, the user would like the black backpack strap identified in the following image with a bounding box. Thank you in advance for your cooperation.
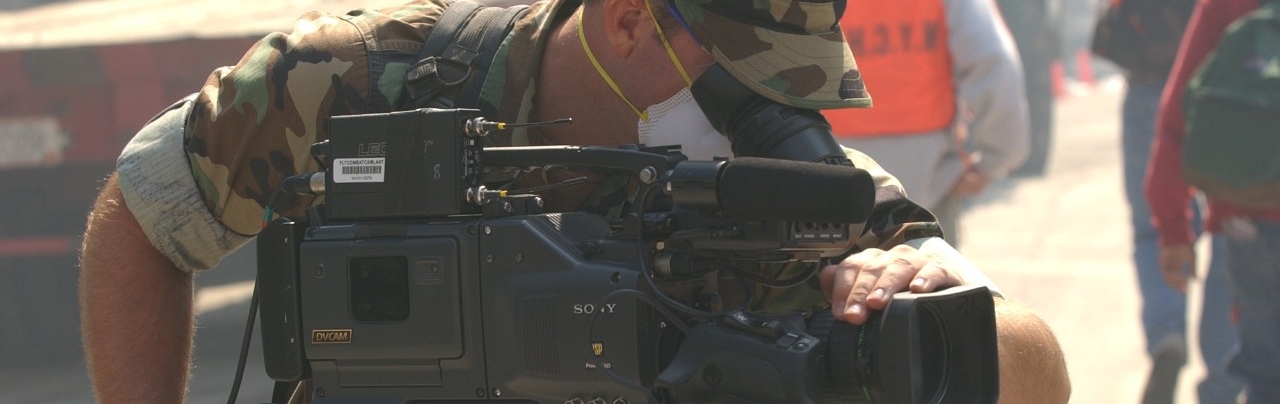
[404,0,529,110]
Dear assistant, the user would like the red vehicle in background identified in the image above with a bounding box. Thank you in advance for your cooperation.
[0,35,261,364]
[0,0,531,369]
[0,0,336,365]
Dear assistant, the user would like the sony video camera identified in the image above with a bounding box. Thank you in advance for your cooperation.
[256,91,999,403]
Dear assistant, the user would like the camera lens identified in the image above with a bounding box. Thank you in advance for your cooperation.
[807,310,874,402]
[917,305,950,401]
[810,303,954,403]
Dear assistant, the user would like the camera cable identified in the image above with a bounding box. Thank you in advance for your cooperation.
[633,179,753,319]
[579,178,730,402]
[226,275,261,404]
[587,287,688,402]
[227,184,293,404]
[583,176,791,400]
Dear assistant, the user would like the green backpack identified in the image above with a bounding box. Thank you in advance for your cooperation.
[1182,1,1280,209]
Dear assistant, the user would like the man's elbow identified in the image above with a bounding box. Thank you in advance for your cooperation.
[994,297,1071,404]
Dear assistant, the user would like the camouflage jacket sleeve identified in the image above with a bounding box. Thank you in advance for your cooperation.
[186,1,453,235]
[117,95,253,272]
[841,146,945,249]
[117,1,452,271]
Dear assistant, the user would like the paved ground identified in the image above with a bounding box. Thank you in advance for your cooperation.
[0,78,1223,403]
[961,79,1214,404]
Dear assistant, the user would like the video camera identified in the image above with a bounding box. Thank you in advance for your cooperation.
[255,67,999,404]
[254,109,1000,404]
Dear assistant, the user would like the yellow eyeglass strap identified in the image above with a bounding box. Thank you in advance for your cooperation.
[643,0,693,86]
[577,8,649,120]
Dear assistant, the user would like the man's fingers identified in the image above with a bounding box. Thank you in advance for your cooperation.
[866,255,923,310]
[820,245,953,325]
[840,259,885,323]
[821,249,882,324]
[908,261,965,293]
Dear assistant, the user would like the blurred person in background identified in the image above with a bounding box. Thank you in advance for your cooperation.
[1147,0,1280,402]
[823,0,1030,248]
[1091,0,1244,402]
[995,0,1061,177]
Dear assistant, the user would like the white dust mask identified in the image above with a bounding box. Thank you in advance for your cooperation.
[637,88,731,160]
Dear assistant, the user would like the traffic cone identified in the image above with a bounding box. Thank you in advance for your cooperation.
[1076,48,1096,87]
[1051,60,1067,98]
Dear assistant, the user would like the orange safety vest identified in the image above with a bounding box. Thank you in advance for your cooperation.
[825,0,957,137]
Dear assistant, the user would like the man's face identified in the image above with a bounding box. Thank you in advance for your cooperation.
[624,1,715,113]
[557,0,720,148]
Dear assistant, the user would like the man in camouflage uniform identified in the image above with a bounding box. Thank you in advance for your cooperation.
[79,0,1069,402]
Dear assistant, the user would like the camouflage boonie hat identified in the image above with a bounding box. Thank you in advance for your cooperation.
[670,0,871,110]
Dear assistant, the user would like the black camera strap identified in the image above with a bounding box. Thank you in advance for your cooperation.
[404,0,530,111]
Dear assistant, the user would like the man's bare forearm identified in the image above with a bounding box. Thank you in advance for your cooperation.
[80,173,195,403]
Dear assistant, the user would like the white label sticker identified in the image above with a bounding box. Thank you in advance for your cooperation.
[0,116,67,169]
[333,158,386,183]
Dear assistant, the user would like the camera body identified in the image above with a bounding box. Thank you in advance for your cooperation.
[257,108,1000,404]
[261,210,668,403]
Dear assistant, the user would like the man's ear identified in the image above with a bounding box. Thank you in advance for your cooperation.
[601,0,648,58]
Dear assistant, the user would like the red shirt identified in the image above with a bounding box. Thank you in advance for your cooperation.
[1147,0,1280,247]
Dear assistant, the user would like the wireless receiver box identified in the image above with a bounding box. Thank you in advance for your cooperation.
[323,108,483,221]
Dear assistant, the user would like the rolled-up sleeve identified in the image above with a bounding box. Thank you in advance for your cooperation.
[116,96,253,272]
